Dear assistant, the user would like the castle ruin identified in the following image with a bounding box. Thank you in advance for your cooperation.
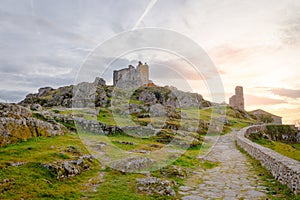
[229,86,245,110]
[113,61,149,89]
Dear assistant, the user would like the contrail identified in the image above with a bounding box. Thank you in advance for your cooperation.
[132,0,158,30]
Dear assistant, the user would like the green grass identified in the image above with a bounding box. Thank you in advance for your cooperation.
[172,144,212,169]
[129,99,144,105]
[5,103,259,199]
[0,134,103,199]
[97,107,136,126]
[0,131,219,199]
[181,106,255,134]
[252,138,300,162]
[0,162,102,199]
[0,133,159,199]
[58,106,255,137]
[0,134,88,164]
[97,107,116,125]
[236,142,300,200]
[93,136,215,199]
[131,106,255,136]
[79,131,165,151]
[86,169,158,200]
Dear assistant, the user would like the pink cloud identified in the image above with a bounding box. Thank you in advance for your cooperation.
[245,94,286,106]
[208,45,278,65]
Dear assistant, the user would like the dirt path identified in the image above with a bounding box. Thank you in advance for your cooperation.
[180,131,267,200]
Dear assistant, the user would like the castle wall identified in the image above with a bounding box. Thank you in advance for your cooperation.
[113,62,149,89]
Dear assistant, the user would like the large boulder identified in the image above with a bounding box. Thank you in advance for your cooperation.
[38,87,53,97]
[93,77,106,86]
[0,103,67,147]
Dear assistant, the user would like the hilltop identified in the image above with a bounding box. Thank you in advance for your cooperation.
[1,61,259,147]
[0,63,262,199]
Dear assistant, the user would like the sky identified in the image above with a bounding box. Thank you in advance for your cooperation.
[0,0,300,124]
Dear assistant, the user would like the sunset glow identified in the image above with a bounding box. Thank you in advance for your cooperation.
[0,0,299,124]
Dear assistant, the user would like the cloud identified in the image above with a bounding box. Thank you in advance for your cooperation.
[208,44,278,66]
[1,0,300,107]
[279,5,300,46]
[271,88,300,98]
[0,90,29,102]
[245,94,286,106]
[0,0,152,102]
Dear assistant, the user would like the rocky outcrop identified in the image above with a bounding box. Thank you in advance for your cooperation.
[19,76,211,112]
[0,103,67,146]
[93,77,106,86]
[136,177,176,196]
[19,77,110,108]
[132,86,207,109]
[43,155,95,179]
[0,102,32,118]
[20,85,74,108]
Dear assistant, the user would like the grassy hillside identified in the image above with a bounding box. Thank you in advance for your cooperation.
[1,81,260,199]
[250,138,300,162]
[0,132,217,199]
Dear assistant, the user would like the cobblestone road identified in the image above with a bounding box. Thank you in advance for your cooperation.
[180,131,267,200]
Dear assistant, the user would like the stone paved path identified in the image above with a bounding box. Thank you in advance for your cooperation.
[180,131,267,200]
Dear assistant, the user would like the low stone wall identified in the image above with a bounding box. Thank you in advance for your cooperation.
[237,125,300,194]
[74,118,123,135]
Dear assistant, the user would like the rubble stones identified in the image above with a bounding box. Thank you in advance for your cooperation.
[43,155,95,179]
[136,177,176,196]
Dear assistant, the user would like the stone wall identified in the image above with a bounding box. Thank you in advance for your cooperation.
[75,118,123,135]
[237,125,300,194]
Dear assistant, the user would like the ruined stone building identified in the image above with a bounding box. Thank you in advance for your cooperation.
[229,86,245,110]
[113,61,149,89]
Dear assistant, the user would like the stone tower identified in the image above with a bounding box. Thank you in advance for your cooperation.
[229,86,245,110]
[137,61,149,86]
[113,61,149,89]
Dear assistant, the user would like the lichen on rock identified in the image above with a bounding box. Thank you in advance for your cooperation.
[0,103,67,146]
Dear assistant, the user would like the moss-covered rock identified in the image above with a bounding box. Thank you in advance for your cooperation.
[0,103,68,147]
[43,155,96,180]
[160,165,187,178]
